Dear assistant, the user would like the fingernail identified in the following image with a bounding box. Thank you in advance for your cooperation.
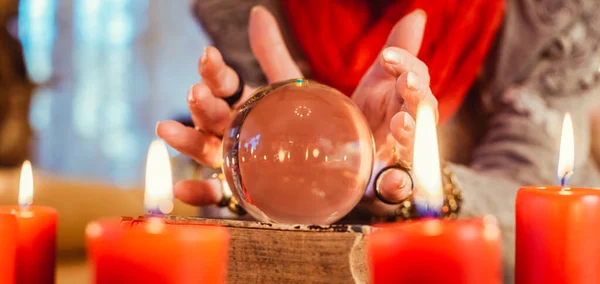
[201,47,208,65]
[382,48,402,64]
[155,121,161,135]
[406,72,419,92]
[187,85,195,103]
[403,112,414,131]
[251,5,261,14]
[413,9,427,21]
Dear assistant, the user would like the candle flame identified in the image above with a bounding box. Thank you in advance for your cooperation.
[412,103,444,215]
[144,140,174,215]
[557,113,574,186]
[19,160,34,207]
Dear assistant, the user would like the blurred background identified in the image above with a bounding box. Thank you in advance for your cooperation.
[16,0,206,186]
[1,0,210,282]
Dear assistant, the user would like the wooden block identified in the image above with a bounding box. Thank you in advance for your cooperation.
[167,216,372,284]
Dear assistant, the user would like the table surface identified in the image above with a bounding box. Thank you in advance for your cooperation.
[57,257,88,284]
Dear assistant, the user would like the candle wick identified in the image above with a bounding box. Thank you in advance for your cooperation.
[146,209,164,218]
[560,170,573,187]
[415,204,443,219]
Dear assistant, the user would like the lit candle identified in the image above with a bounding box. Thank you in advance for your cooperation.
[516,113,600,283]
[86,140,229,284]
[0,161,58,284]
[412,100,444,218]
[367,103,502,284]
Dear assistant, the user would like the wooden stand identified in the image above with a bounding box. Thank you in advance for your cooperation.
[167,216,371,284]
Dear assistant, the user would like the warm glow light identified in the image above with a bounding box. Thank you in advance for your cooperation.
[483,215,500,241]
[412,103,444,214]
[557,113,574,185]
[144,140,174,214]
[85,222,103,239]
[313,149,320,158]
[145,217,166,234]
[19,160,34,207]
[279,149,286,162]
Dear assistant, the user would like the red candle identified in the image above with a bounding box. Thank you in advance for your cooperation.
[86,218,229,284]
[0,214,18,283]
[516,114,600,283]
[0,161,57,284]
[86,140,230,284]
[516,186,600,283]
[368,103,502,284]
[368,217,502,284]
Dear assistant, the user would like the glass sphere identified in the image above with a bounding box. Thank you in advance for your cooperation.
[222,79,374,224]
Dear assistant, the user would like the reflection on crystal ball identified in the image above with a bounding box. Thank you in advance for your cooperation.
[222,79,374,224]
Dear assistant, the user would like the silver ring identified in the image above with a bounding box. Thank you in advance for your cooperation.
[374,164,413,205]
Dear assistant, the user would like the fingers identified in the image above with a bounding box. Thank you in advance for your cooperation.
[390,111,416,164]
[173,179,222,206]
[199,46,239,97]
[187,83,231,135]
[381,47,430,86]
[385,9,427,56]
[395,72,438,122]
[377,168,413,204]
[248,6,302,83]
[199,46,255,103]
[156,120,222,167]
[366,9,427,81]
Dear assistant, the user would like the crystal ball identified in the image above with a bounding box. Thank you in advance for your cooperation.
[222,79,374,224]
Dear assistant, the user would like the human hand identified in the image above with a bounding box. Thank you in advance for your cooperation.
[157,7,440,219]
[351,10,439,216]
[156,6,303,206]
